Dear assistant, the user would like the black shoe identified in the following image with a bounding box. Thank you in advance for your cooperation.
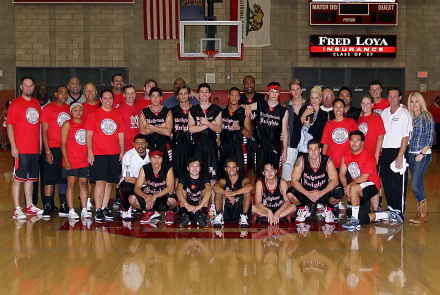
[332,206,339,219]
[114,197,121,206]
[179,214,191,227]
[310,203,317,217]
[197,213,208,228]
[103,208,115,220]
[51,205,59,212]
[59,203,69,217]
[95,209,104,221]
[346,205,352,219]
[42,204,51,218]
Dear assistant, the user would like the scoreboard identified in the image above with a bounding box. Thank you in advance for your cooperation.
[310,0,398,26]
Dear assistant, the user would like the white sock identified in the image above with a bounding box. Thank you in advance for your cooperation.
[352,206,360,219]
[375,212,388,221]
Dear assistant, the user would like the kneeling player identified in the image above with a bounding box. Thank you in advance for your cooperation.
[340,131,403,230]
[286,139,339,223]
[212,158,253,227]
[252,162,296,225]
[175,157,211,227]
[129,147,177,224]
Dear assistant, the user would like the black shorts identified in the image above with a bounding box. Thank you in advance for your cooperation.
[224,194,251,221]
[287,187,332,207]
[219,142,246,179]
[89,154,120,183]
[62,167,89,179]
[246,137,257,173]
[43,148,67,185]
[172,142,192,178]
[13,153,39,182]
[192,140,218,180]
[255,144,281,180]
[359,182,379,201]
[133,193,168,211]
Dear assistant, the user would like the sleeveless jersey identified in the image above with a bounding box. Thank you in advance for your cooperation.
[220,107,246,144]
[141,105,171,145]
[225,175,245,203]
[171,105,192,144]
[260,176,284,211]
[239,92,265,128]
[142,163,172,195]
[189,104,221,141]
[256,101,286,151]
[63,119,88,169]
[179,174,209,206]
[300,154,330,191]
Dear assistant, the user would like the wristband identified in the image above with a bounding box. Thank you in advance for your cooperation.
[419,152,424,156]
[46,151,51,154]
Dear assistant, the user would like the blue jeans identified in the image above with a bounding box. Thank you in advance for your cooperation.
[408,153,432,202]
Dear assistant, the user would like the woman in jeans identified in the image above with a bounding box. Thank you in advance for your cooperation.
[407,92,435,224]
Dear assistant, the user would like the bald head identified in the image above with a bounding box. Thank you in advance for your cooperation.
[68,77,81,96]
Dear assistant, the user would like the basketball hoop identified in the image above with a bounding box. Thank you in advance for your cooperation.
[202,50,219,69]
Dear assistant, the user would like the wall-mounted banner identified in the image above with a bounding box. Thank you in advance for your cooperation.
[310,35,396,58]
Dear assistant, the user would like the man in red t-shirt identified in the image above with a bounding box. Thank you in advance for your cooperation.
[7,77,44,219]
[117,85,141,152]
[340,131,402,230]
[82,82,100,120]
[85,89,126,221]
[369,80,389,116]
[135,79,157,110]
[41,85,71,218]
[111,74,125,109]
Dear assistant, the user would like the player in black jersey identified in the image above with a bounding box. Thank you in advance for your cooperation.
[175,157,211,227]
[212,158,253,227]
[219,87,252,179]
[139,87,173,164]
[244,82,289,180]
[130,147,177,224]
[286,139,339,224]
[239,75,266,177]
[188,83,222,205]
[252,162,296,225]
[171,85,193,188]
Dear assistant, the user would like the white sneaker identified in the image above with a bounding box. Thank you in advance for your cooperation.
[295,206,311,223]
[13,207,27,219]
[25,204,43,215]
[317,203,325,214]
[324,208,335,223]
[81,208,92,218]
[86,198,93,212]
[212,212,224,226]
[69,209,79,219]
[120,207,132,220]
[239,213,249,227]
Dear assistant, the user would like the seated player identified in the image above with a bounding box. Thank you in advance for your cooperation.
[175,157,211,228]
[252,162,296,225]
[212,158,253,227]
[286,139,339,224]
[129,147,177,224]
[119,134,150,219]
[340,131,403,230]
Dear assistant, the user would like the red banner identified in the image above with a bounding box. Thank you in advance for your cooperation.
[144,0,179,40]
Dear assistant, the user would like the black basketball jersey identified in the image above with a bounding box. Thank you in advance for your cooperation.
[239,92,265,127]
[141,105,171,144]
[220,107,246,144]
[189,104,221,141]
[260,176,284,211]
[224,175,245,203]
[171,105,192,144]
[179,174,209,206]
[256,101,286,151]
[142,162,172,195]
[301,154,330,191]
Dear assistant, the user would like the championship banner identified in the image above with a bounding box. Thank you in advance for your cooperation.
[230,0,271,47]
[144,0,179,40]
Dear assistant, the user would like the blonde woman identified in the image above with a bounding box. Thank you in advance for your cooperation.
[407,92,435,224]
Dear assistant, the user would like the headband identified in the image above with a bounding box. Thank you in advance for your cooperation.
[70,102,83,113]
[149,150,164,158]
[267,85,281,92]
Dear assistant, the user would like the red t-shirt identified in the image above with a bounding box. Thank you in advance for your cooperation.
[321,118,359,168]
[429,103,440,124]
[113,93,125,109]
[372,98,389,115]
[63,119,88,169]
[135,98,151,110]
[41,102,71,148]
[82,102,100,120]
[6,96,41,154]
[84,107,126,155]
[343,148,380,190]
[357,113,386,156]
[116,103,141,152]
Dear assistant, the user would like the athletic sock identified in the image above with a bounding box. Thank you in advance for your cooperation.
[352,206,360,220]
[59,194,67,205]
[44,196,52,206]
[375,212,388,221]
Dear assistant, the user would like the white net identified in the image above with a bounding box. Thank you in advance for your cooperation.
[202,50,218,69]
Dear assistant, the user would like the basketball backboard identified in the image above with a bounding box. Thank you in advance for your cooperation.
[178,21,243,60]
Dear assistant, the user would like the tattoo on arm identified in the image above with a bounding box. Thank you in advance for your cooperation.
[295,158,301,167]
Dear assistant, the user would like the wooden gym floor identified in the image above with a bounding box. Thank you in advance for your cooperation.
[0,148,438,295]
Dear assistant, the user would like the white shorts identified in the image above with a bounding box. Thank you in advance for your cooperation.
[281,147,298,181]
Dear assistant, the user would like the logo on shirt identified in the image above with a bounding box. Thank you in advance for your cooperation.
[75,129,86,145]
[26,108,39,124]
[101,119,117,135]
[332,127,348,144]
[348,162,361,180]
[57,112,71,127]
[358,122,368,135]
[130,115,139,129]
[373,109,383,116]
